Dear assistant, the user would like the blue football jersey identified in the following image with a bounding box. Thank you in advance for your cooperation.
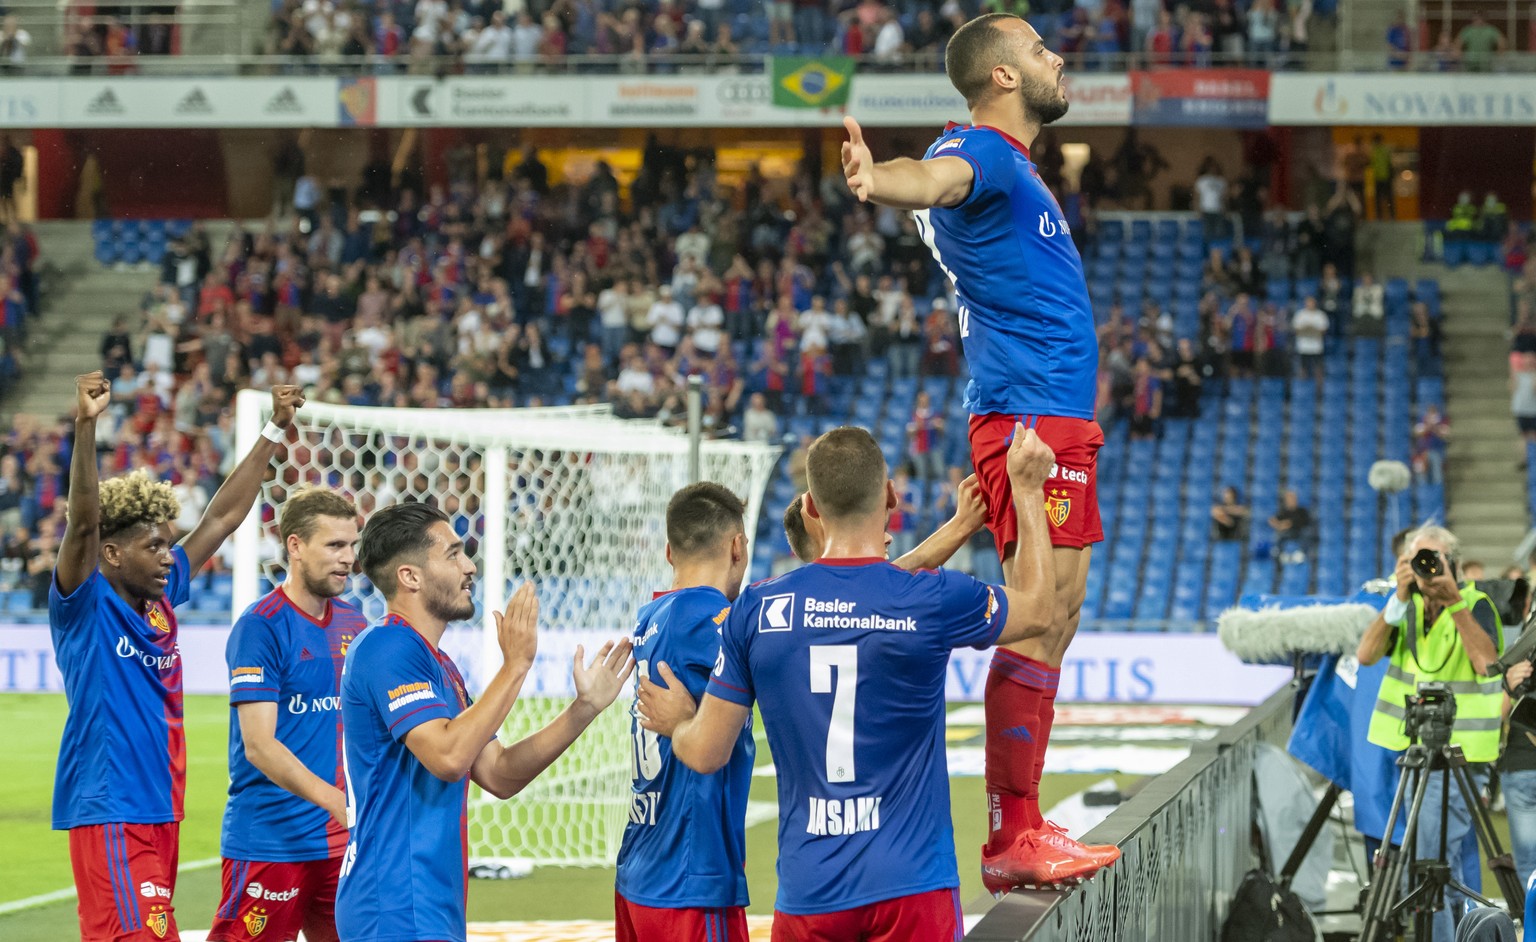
[705,558,1007,915]
[616,587,754,909]
[222,588,369,862]
[50,546,192,829]
[336,614,473,942]
[917,123,1098,420]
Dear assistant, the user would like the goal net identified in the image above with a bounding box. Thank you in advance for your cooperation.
[232,391,781,867]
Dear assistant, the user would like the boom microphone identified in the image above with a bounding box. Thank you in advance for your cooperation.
[1217,602,1380,666]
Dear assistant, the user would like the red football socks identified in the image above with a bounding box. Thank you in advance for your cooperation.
[984,649,1061,852]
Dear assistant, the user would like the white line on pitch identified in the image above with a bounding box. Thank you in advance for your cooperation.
[0,857,220,915]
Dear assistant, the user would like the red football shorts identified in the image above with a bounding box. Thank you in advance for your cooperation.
[969,413,1104,558]
[771,887,963,942]
[69,822,180,942]
[615,891,749,942]
[207,856,341,942]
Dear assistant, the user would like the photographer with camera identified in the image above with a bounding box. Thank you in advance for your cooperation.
[1357,524,1506,942]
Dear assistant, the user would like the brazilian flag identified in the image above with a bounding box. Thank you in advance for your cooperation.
[772,56,855,109]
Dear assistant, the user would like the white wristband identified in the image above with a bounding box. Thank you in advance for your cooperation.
[261,421,286,444]
[1382,594,1408,625]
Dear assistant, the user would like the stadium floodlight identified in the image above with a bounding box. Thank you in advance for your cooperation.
[233,390,780,868]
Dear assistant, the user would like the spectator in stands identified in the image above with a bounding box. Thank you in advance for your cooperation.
[1170,337,1204,417]
[1456,11,1507,71]
[1317,262,1347,339]
[1369,135,1395,220]
[0,135,22,225]
[1269,489,1313,562]
[742,392,778,444]
[1322,184,1361,279]
[1385,10,1412,68]
[1411,301,1441,377]
[1211,486,1249,541]
[1226,294,1257,378]
[919,298,958,377]
[1352,271,1385,337]
[1285,0,1312,66]
[1292,296,1329,384]
[1413,405,1451,484]
[1512,354,1536,460]
[887,465,918,559]
[1194,158,1229,239]
[1481,192,1509,241]
[907,390,945,481]
[1129,356,1162,440]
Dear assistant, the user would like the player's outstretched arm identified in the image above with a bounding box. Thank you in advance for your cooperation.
[995,426,1058,646]
[893,474,986,572]
[471,638,635,799]
[180,385,305,572]
[842,116,974,211]
[57,372,112,597]
[404,583,539,783]
[637,664,749,775]
[237,702,346,825]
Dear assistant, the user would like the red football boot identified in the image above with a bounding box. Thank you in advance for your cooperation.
[980,824,1120,896]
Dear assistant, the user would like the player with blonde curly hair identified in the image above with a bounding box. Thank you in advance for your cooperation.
[51,371,305,942]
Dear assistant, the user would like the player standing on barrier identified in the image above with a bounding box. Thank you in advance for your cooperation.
[337,502,633,942]
[639,425,1057,941]
[841,12,1115,891]
[50,374,305,942]
[616,483,754,942]
[209,488,367,942]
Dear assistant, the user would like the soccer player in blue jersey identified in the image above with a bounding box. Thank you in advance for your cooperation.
[338,501,634,942]
[841,12,1117,891]
[616,482,753,942]
[51,373,305,942]
[209,487,367,942]
[639,425,1060,940]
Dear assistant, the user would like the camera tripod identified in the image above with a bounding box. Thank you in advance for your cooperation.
[1358,735,1522,942]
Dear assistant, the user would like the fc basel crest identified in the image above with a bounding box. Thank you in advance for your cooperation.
[147,905,170,938]
[339,633,354,655]
[1045,489,1072,528]
[243,906,268,936]
[146,605,170,633]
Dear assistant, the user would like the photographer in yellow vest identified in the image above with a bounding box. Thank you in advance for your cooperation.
[1357,524,1504,942]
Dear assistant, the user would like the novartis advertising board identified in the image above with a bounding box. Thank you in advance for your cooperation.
[1269,73,1536,125]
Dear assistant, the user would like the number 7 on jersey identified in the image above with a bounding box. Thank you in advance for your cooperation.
[809,646,858,784]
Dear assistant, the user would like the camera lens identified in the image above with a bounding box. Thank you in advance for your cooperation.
[1412,548,1443,580]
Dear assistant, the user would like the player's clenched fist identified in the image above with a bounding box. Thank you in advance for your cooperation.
[841,116,874,203]
[1005,425,1055,490]
[495,582,539,672]
[953,473,987,535]
[269,384,307,429]
[75,371,111,420]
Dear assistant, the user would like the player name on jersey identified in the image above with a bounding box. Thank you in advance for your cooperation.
[805,795,883,837]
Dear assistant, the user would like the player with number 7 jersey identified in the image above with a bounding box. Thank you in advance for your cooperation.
[639,427,1064,940]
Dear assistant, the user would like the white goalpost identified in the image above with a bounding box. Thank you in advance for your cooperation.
[233,390,780,867]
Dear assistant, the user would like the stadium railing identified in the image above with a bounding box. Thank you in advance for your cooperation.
[967,683,1296,941]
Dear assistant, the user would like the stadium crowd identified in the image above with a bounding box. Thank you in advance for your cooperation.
[250,0,1325,71]
[0,134,1426,597]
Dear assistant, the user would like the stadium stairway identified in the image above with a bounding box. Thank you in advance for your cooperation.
[2,222,143,421]
[1366,221,1525,563]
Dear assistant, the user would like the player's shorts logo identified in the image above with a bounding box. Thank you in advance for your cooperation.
[147,606,170,633]
[1045,490,1072,528]
[243,906,268,936]
[147,906,170,938]
[759,593,795,633]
